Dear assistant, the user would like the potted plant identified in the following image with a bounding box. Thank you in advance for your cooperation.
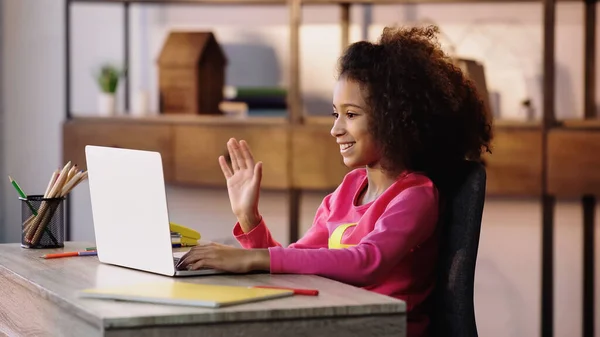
[95,64,123,116]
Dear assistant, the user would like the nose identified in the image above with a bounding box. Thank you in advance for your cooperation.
[330,117,346,138]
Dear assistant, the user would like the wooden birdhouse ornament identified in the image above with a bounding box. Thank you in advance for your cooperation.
[158,31,227,115]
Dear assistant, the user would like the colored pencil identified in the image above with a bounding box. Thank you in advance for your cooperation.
[23,161,89,246]
[41,251,97,259]
[8,176,37,215]
[44,170,59,197]
[251,286,319,296]
[9,176,60,246]
[25,162,72,244]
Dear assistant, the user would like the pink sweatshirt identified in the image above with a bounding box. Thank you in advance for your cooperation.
[233,169,440,337]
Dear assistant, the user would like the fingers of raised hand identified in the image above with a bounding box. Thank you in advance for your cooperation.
[239,140,255,169]
[227,138,246,170]
[218,155,233,179]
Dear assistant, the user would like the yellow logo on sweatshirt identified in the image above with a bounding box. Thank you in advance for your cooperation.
[328,223,358,249]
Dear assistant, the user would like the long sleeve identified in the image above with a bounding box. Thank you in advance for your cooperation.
[233,194,333,249]
[268,185,439,287]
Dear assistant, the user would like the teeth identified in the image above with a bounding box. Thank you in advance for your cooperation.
[340,143,354,150]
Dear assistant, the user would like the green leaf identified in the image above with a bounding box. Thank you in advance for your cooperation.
[95,63,123,94]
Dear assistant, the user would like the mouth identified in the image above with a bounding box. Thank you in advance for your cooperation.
[339,142,355,153]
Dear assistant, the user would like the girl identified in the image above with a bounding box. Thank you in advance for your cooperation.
[177,25,492,336]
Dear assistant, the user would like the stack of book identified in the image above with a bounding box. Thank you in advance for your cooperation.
[220,86,287,118]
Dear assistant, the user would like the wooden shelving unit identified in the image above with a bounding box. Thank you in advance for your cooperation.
[63,1,599,336]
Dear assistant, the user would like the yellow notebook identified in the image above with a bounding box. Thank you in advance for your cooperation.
[79,282,293,308]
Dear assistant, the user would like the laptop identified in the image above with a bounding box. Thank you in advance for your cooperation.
[85,145,224,277]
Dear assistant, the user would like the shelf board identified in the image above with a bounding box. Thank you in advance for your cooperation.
[494,119,541,130]
[67,114,568,130]
[548,128,600,196]
[68,114,288,125]
[64,114,551,196]
[558,118,600,130]
[72,0,580,3]
[304,0,557,3]
[306,115,543,129]
[71,0,287,5]
[304,115,333,126]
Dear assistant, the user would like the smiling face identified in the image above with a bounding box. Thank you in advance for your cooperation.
[331,77,381,169]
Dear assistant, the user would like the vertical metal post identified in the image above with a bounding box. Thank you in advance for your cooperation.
[287,0,302,244]
[65,0,71,120]
[584,0,596,119]
[583,195,596,337]
[288,0,301,125]
[541,0,556,335]
[541,195,555,337]
[124,2,130,112]
[65,0,72,240]
[582,2,596,335]
[340,3,350,51]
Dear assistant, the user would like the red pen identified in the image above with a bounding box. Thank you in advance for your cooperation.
[252,285,319,296]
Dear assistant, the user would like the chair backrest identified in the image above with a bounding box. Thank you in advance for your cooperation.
[430,160,487,337]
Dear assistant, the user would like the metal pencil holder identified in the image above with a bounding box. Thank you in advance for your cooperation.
[20,195,66,249]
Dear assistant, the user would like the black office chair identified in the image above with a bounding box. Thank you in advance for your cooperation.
[430,160,487,337]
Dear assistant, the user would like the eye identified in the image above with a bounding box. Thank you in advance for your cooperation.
[331,112,339,119]
[346,112,357,119]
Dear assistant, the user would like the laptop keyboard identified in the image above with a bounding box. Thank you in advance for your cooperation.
[174,257,214,271]
[174,257,186,270]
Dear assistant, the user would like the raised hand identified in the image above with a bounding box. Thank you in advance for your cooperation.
[219,138,262,232]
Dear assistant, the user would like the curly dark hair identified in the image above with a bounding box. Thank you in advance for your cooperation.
[337,25,493,192]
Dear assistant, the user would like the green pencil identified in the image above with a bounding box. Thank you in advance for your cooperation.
[9,175,59,246]
[8,176,37,215]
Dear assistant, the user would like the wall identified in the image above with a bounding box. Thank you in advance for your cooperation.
[0,0,4,242]
[1,1,600,337]
[1,0,65,243]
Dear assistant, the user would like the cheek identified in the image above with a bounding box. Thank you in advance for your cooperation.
[363,139,380,159]
[357,129,380,157]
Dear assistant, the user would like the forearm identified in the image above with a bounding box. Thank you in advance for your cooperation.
[233,219,283,249]
[268,244,384,286]
[234,195,331,250]
[249,249,270,271]
[237,212,262,233]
